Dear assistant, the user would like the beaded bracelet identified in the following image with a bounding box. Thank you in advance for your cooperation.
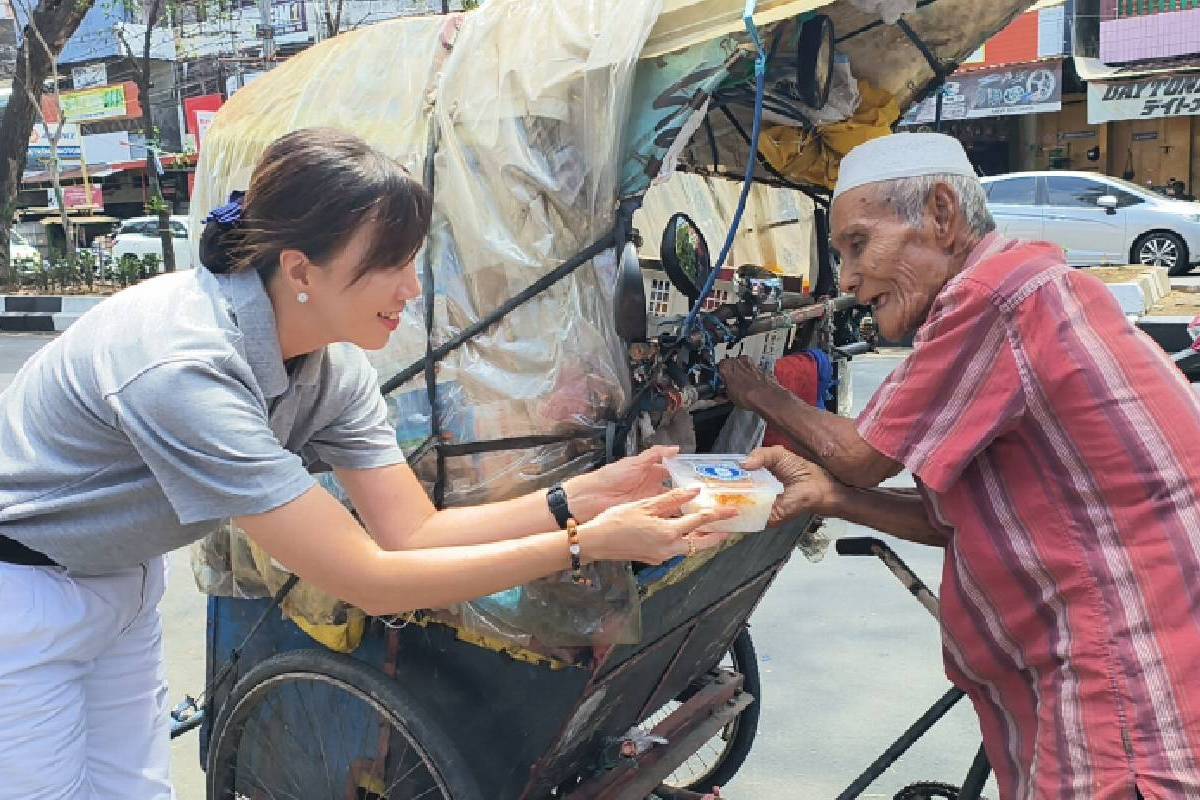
[566,518,592,586]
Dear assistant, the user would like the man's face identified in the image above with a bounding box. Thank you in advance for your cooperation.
[831,184,959,341]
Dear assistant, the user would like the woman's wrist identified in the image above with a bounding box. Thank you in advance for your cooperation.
[574,518,609,564]
[562,474,601,522]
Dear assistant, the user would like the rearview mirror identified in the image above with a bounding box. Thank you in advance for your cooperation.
[660,213,713,304]
[613,241,648,343]
[1097,195,1118,214]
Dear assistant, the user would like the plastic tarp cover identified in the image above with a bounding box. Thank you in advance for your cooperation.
[189,0,664,652]
[636,171,817,281]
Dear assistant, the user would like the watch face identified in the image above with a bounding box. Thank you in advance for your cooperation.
[569,543,582,556]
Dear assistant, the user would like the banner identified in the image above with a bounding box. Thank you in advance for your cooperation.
[48,185,103,211]
[61,84,127,122]
[28,123,81,164]
[901,61,1062,125]
[72,63,107,90]
[184,94,224,151]
[1088,73,1200,123]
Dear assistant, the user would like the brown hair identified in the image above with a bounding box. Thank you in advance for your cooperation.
[199,127,432,283]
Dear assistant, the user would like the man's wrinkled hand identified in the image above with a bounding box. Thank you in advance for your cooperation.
[718,356,778,411]
[743,446,842,524]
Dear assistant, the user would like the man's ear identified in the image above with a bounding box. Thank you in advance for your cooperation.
[927,182,960,248]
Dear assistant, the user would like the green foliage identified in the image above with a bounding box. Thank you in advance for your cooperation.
[117,253,142,287]
[145,194,170,216]
[74,250,96,290]
[140,252,161,277]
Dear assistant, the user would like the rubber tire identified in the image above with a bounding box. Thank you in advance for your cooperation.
[894,781,961,800]
[1133,230,1191,276]
[206,649,485,800]
[682,627,762,793]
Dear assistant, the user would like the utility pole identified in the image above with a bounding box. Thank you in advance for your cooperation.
[256,0,275,61]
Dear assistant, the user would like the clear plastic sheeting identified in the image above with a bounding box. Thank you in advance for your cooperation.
[189,0,663,651]
[635,171,817,281]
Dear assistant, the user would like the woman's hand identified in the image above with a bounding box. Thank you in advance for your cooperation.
[743,446,842,525]
[578,487,737,565]
[564,445,678,522]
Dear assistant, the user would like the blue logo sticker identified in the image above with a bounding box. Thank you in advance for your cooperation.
[694,463,748,482]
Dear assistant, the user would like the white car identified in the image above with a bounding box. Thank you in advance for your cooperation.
[10,229,41,266]
[111,215,194,270]
[981,171,1200,275]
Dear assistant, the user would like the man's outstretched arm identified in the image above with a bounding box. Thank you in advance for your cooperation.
[744,447,946,547]
[722,357,902,488]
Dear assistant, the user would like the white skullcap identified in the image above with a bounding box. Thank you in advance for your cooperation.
[832,132,976,200]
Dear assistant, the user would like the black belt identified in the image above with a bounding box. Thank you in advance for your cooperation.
[0,534,60,567]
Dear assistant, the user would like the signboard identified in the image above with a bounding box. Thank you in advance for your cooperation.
[71,63,107,90]
[48,185,104,210]
[901,62,1062,125]
[61,84,127,122]
[28,123,81,164]
[184,94,224,152]
[1088,74,1200,123]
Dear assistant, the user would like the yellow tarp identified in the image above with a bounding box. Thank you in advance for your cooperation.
[758,80,900,190]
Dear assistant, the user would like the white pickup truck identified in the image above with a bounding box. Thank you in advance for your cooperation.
[111,215,194,270]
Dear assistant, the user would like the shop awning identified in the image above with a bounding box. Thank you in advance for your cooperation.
[21,154,188,186]
[38,214,118,225]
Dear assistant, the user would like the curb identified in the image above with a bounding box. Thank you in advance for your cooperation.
[0,296,103,332]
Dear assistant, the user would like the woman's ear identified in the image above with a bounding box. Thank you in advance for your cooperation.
[278,249,312,295]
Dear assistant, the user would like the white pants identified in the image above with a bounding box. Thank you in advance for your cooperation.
[0,556,174,800]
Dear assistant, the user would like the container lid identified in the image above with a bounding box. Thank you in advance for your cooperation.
[664,454,784,495]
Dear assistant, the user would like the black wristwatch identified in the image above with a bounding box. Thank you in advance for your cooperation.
[546,484,574,529]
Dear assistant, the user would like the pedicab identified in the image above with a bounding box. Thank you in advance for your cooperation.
[177,1,1036,797]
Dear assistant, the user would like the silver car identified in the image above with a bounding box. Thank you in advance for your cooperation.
[980,171,1200,275]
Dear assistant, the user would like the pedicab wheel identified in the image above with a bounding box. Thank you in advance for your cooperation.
[893,782,961,800]
[647,628,761,794]
[206,649,484,800]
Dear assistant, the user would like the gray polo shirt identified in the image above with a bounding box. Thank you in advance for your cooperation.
[0,267,405,574]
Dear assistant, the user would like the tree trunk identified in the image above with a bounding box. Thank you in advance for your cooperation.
[0,0,95,284]
[140,0,176,273]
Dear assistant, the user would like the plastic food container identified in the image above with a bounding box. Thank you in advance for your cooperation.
[664,455,785,534]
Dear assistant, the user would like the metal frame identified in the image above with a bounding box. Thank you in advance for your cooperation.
[833,537,992,800]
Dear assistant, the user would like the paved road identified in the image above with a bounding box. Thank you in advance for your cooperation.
[1,336,992,800]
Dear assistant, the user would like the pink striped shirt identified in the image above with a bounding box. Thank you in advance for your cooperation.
[858,233,1200,800]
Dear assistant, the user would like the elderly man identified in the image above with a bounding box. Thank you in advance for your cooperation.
[721,132,1200,800]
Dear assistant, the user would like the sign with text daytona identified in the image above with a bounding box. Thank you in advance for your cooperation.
[1088,73,1200,123]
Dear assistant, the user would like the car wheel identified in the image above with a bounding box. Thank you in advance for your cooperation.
[1134,231,1190,276]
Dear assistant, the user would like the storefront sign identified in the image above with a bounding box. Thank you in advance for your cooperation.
[61,84,127,122]
[1059,130,1096,141]
[1133,131,1160,141]
[71,63,107,91]
[48,185,103,210]
[1088,74,1200,123]
[901,61,1062,124]
[28,123,81,163]
[184,94,224,152]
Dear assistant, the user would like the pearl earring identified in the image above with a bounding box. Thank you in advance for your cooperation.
[297,292,309,304]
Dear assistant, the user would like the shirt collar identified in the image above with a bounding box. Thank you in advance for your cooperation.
[215,269,324,399]
[943,230,1016,295]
